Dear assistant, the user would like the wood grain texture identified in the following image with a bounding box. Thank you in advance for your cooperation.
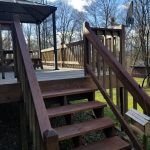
[55,117,114,141]
[42,88,96,99]
[47,101,106,118]
[83,22,143,150]
[84,22,150,115]
[73,136,131,150]
[14,16,52,139]
[40,77,97,92]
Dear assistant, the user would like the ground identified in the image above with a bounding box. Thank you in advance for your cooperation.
[0,103,20,150]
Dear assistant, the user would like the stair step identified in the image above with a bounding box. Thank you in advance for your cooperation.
[55,117,114,141]
[47,101,106,118]
[42,88,96,99]
[73,136,131,150]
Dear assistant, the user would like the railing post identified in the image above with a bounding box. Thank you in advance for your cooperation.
[120,25,125,66]
[83,22,90,76]
[44,130,59,150]
[61,42,65,68]
[52,11,58,70]
[0,24,5,79]
[120,87,128,118]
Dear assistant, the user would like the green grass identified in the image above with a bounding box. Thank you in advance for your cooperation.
[95,77,150,149]
[95,77,150,112]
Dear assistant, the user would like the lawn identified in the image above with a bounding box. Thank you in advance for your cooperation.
[95,77,150,149]
[95,77,150,112]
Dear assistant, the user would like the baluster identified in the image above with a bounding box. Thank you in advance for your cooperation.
[84,35,90,75]
[92,45,96,72]
[32,104,36,150]
[120,87,128,118]
[133,97,137,110]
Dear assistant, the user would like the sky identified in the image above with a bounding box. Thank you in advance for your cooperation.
[49,0,129,13]
[49,0,94,12]
[66,0,94,12]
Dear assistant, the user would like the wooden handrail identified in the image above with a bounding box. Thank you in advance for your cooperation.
[13,15,58,149]
[83,22,150,150]
[86,64,143,150]
[66,40,83,47]
[83,22,150,115]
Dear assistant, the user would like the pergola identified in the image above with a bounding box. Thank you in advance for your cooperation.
[0,0,58,72]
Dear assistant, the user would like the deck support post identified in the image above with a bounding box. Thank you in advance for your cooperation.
[52,11,58,70]
[38,24,43,69]
[0,24,5,79]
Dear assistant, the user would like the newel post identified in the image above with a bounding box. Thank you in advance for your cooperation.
[44,130,59,150]
[83,22,90,76]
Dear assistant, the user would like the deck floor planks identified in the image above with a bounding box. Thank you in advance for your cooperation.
[0,67,84,85]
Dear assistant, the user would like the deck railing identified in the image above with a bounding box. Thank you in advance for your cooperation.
[13,16,58,150]
[42,28,123,70]
[83,22,150,150]
[42,40,84,68]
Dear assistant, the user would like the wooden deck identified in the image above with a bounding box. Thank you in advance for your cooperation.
[0,66,84,85]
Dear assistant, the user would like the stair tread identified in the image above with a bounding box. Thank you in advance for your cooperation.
[47,101,106,118]
[73,136,131,150]
[42,88,96,98]
[55,117,114,141]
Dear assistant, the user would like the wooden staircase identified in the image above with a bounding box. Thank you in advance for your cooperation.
[12,17,146,150]
[41,77,131,150]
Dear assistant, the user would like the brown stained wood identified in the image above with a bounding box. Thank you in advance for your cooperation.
[133,98,137,109]
[116,75,120,109]
[0,74,118,104]
[92,46,96,72]
[40,77,97,93]
[84,22,150,116]
[120,25,125,66]
[102,58,106,89]
[0,76,95,104]
[0,24,5,79]
[85,64,143,150]
[47,101,106,118]
[42,88,96,99]
[109,67,113,100]
[73,136,131,150]
[43,40,84,68]
[0,83,21,103]
[120,87,128,118]
[55,117,114,141]
[13,16,52,139]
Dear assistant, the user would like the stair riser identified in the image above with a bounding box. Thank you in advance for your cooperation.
[44,92,95,105]
[40,77,97,93]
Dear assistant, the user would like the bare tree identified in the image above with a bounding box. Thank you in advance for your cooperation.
[133,0,150,85]
[86,0,118,27]
[55,0,84,44]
